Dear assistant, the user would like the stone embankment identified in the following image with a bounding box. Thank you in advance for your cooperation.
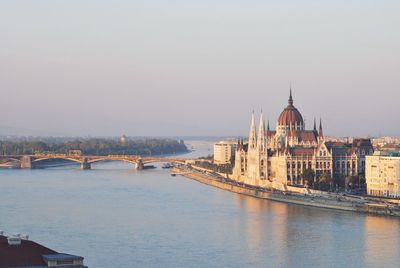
[172,166,400,218]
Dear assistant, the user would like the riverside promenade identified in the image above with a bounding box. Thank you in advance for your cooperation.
[172,165,400,217]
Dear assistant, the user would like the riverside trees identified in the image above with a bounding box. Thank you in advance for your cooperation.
[0,138,188,156]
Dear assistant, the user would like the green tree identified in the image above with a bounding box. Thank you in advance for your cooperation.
[318,172,332,190]
[301,168,315,187]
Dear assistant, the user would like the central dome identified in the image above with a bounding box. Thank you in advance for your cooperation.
[278,90,304,127]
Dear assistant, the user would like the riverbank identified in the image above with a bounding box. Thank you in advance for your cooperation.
[172,166,400,217]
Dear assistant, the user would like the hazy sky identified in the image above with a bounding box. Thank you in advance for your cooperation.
[0,1,399,137]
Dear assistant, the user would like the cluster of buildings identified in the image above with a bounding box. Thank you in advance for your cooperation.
[213,90,400,198]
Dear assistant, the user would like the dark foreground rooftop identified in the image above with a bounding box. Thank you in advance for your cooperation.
[0,235,86,268]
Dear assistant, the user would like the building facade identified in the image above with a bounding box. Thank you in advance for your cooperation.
[232,113,268,186]
[366,152,400,198]
[232,90,374,188]
[213,141,236,165]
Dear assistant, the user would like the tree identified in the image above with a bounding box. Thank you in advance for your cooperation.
[318,172,332,191]
[301,168,315,188]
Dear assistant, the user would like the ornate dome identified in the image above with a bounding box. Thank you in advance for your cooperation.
[277,90,304,127]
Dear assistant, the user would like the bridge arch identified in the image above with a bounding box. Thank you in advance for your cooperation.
[32,157,83,164]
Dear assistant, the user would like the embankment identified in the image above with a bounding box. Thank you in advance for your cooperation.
[172,167,400,217]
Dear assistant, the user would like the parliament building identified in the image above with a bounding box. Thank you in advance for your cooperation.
[232,90,373,188]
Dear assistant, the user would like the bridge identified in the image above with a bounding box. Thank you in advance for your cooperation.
[0,154,187,170]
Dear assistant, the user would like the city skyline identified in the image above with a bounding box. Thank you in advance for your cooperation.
[1,1,399,137]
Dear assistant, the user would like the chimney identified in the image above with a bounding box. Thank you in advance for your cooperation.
[8,236,22,246]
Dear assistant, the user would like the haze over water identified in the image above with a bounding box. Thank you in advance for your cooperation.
[0,142,399,267]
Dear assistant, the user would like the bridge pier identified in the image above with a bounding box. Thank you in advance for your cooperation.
[136,159,144,170]
[20,156,33,169]
[81,158,91,170]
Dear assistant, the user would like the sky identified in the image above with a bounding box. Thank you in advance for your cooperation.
[0,0,399,137]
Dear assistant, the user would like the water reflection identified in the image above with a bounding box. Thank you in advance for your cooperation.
[364,215,400,267]
[230,193,400,268]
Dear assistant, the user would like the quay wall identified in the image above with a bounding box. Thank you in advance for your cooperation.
[173,167,400,217]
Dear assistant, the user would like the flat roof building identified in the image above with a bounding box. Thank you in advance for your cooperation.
[366,151,400,198]
[213,141,236,165]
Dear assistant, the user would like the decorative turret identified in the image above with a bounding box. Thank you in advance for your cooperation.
[248,111,257,149]
[319,118,324,140]
[288,88,294,106]
[257,111,266,152]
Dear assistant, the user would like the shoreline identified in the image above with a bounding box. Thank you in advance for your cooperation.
[172,166,400,218]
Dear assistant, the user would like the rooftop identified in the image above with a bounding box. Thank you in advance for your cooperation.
[0,235,86,268]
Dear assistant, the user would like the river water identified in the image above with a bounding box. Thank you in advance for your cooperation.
[0,141,399,267]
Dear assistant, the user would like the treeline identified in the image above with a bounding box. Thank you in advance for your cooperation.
[0,138,188,156]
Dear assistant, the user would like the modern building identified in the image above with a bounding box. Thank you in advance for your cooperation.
[366,151,400,198]
[214,141,237,165]
[232,90,374,188]
[0,233,86,268]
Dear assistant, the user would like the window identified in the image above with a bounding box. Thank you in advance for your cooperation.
[57,260,74,265]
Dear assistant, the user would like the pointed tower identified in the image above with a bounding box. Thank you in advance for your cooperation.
[257,111,266,153]
[313,118,317,132]
[288,88,294,106]
[248,111,257,149]
[318,118,324,140]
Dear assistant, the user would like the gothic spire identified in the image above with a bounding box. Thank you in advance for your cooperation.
[313,118,317,131]
[288,87,293,106]
[319,118,324,138]
[249,111,257,149]
[258,111,266,152]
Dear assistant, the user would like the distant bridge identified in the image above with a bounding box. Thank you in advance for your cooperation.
[0,154,187,170]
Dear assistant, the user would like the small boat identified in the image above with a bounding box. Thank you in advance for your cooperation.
[162,163,174,169]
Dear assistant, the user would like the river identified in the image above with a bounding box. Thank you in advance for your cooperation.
[0,141,399,267]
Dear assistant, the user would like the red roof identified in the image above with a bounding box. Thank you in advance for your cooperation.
[0,235,57,267]
[278,105,304,127]
[298,131,318,143]
[289,147,315,157]
[277,91,304,127]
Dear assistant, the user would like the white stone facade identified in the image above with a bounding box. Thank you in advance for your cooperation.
[366,152,400,198]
